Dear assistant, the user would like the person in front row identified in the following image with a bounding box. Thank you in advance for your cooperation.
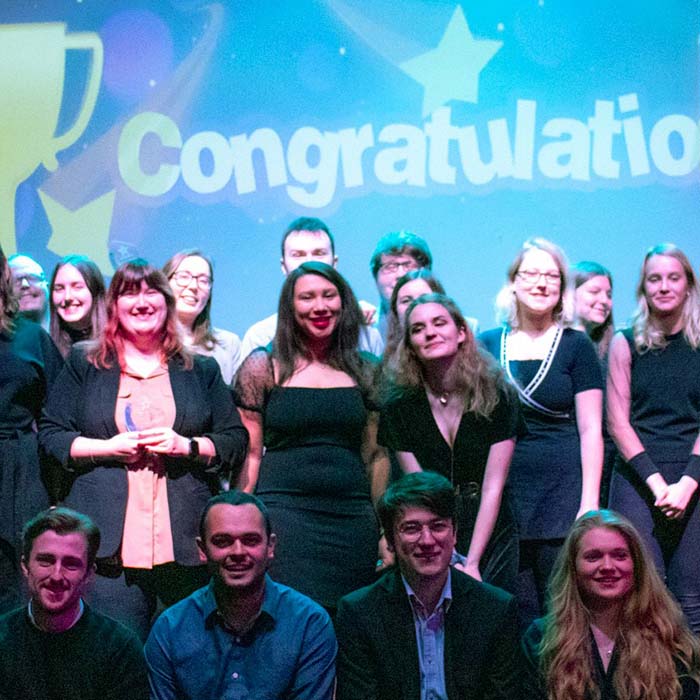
[335,471,522,700]
[144,490,337,700]
[522,509,700,700]
[0,507,148,700]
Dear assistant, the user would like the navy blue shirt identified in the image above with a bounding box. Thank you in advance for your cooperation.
[145,576,337,700]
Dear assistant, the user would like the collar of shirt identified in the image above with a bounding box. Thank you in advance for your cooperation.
[202,575,277,639]
[27,598,85,632]
[402,570,453,621]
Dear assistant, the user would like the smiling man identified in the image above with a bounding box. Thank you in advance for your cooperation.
[0,507,148,700]
[335,472,522,700]
[8,253,50,329]
[144,490,337,700]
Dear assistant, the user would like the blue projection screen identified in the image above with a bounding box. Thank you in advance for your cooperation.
[1,0,698,333]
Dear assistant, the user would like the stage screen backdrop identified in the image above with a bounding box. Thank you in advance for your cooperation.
[1,0,698,335]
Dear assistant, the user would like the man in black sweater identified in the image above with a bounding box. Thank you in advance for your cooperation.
[0,507,148,700]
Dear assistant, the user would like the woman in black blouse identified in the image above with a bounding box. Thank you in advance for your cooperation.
[523,509,700,700]
[380,293,522,590]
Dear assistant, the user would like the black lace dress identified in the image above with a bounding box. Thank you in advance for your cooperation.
[234,349,379,609]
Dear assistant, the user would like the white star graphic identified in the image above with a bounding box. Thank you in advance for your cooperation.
[400,6,502,116]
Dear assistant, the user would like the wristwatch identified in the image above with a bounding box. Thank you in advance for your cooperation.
[189,438,200,459]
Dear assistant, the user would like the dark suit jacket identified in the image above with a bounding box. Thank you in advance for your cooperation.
[335,568,522,700]
[39,346,248,565]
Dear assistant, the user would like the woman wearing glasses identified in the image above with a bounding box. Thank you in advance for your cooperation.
[163,250,241,385]
[480,238,603,621]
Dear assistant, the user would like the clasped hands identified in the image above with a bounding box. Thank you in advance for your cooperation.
[106,428,190,463]
[647,473,697,520]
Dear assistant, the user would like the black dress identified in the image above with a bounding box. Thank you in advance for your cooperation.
[609,329,700,632]
[234,350,379,609]
[479,327,603,539]
[378,383,524,591]
[0,318,63,613]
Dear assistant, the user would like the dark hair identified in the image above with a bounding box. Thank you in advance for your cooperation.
[22,507,101,569]
[281,217,335,257]
[199,490,272,540]
[571,260,614,359]
[273,261,369,388]
[0,245,18,334]
[378,471,456,548]
[162,249,219,351]
[86,258,191,369]
[384,270,446,359]
[370,231,432,279]
[49,255,107,357]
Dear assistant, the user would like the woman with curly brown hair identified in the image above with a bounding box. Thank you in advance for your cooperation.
[523,509,700,700]
[379,293,523,591]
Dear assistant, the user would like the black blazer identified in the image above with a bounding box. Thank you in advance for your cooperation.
[39,346,248,565]
[335,568,522,700]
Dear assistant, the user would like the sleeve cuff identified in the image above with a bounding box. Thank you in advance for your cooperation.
[683,454,700,482]
[628,451,659,480]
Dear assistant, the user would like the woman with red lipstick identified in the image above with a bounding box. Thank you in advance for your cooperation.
[49,255,106,358]
[379,294,523,592]
[234,261,388,615]
[40,259,248,638]
[522,510,700,700]
[607,243,700,633]
[480,238,603,620]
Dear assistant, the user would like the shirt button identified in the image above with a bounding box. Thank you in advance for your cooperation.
[232,672,239,679]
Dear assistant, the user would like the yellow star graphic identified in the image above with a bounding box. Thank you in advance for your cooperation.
[400,6,502,117]
[39,189,116,273]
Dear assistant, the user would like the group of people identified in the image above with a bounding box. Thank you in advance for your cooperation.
[0,216,699,699]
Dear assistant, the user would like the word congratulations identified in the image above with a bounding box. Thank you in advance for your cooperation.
[118,94,699,209]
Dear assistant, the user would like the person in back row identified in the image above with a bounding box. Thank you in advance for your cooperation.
[239,217,383,364]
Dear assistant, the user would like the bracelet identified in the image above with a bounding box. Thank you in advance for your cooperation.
[684,454,700,482]
[450,550,467,567]
[628,451,658,480]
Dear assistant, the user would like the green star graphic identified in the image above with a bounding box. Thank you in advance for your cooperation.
[400,6,502,117]
[40,189,116,274]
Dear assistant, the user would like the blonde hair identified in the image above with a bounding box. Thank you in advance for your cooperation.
[494,237,574,329]
[540,510,700,700]
[388,293,502,418]
[631,243,700,352]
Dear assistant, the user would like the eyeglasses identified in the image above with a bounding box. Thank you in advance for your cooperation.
[171,271,212,290]
[516,269,561,285]
[12,273,45,288]
[379,260,419,275]
[396,520,452,541]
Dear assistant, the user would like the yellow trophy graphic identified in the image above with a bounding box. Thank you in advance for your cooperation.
[0,23,103,255]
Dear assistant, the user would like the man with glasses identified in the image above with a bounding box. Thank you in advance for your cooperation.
[8,254,49,329]
[369,231,433,342]
[335,471,522,700]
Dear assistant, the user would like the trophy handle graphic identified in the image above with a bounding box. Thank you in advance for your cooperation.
[43,32,103,172]
[0,25,103,256]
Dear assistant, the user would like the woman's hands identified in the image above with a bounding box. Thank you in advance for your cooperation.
[103,428,191,462]
[653,475,698,520]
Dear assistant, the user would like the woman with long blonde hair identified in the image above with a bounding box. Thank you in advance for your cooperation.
[523,509,700,700]
[379,293,523,590]
[607,243,700,632]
